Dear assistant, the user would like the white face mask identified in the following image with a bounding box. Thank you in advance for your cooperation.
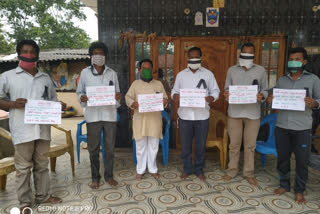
[188,58,201,70]
[239,53,254,69]
[91,55,105,66]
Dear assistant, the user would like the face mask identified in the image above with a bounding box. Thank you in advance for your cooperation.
[188,58,201,70]
[141,69,153,81]
[239,53,254,69]
[288,60,303,73]
[91,55,105,66]
[19,53,37,70]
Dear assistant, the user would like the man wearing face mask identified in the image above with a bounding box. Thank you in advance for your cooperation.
[0,40,65,213]
[267,47,320,203]
[172,47,220,181]
[223,43,268,186]
[125,59,168,180]
[77,41,121,188]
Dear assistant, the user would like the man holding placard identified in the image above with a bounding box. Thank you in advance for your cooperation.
[0,40,65,212]
[77,42,121,188]
[125,59,168,180]
[172,47,220,181]
[267,47,320,203]
[223,43,268,186]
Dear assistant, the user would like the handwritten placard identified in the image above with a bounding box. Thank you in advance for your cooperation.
[24,100,61,124]
[272,88,306,111]
[229,85,258,104]
[138,93,164,113]
[180,89,206,108]
[86,86,116,106]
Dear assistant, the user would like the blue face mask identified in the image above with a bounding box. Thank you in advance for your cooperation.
[288,61,303,73]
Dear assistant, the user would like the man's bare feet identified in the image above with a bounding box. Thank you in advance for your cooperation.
[274,187,287,195]
[245,177,258,186]
[136,174,143,180]
[41,196,62,204]
[222,175,232,181]
[197,174,206,181]
[180,173,190,180]
[107,179,118,186]
[90,181,99,189]
[150,173,160,178]
[295,193,306,204]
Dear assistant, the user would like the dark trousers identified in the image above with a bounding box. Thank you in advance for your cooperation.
[179,118,209,175]
[275,127,312,193]
[86,121,117,182]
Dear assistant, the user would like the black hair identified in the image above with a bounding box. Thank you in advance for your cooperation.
[188,47,202,57]
[16,40,40,59]
[241,42,255,52]
[88,41,108,56]
[288,47,308,60]
[138,59,153,69]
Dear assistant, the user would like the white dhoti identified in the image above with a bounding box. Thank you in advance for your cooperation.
[135,136,159,174]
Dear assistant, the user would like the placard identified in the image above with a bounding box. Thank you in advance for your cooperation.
[180,89,206,108]
[24,100,61,124]
[138,93,164,113]
[86,86,116,106]
[229,85,258,104]
[272,88,306,111]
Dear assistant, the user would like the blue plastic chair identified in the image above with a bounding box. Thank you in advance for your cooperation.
[76,112,119,163]
[256,113,278,166]
[133,111,170,166]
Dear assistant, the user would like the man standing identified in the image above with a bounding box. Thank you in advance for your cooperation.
[77,42,121,188]
[125,59,168,180]
[0,40,64,213]
[267,47,320,203]
[222,43,268,186]
[172,47,220,181]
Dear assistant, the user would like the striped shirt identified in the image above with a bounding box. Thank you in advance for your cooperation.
[76,65,120,123]
[0,67,57,145]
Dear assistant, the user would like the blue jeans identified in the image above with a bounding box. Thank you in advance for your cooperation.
[179,118,209,175]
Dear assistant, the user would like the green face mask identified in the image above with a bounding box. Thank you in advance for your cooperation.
[141,69,153,80]
[288,61,303,73]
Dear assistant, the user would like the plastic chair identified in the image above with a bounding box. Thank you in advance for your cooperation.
[133,111,170,166]
[76,112,119,163]
[256,113,278,166]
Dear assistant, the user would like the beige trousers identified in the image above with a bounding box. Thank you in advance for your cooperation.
[226,117,260,178]
[14,140,50,207]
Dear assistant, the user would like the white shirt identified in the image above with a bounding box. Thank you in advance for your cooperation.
[0,67,57,145]
[171,67,220,120]
[76,65,120,123]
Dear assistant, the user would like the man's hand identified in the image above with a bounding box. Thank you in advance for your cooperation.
[305,97,319,108]
[205,96,214,103]
[12,98,27,109]
[115,92,122,101]
[60,101,67,111]
[257,93,264,102]
[163,98,168,107]
[80,95,88,103]
[173,94,180,104]
[131,101,139,109]
[266,95,273,104]
[224,91,229,102]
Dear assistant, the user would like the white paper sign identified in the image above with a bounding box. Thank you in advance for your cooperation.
[272,88,306,111]
[138,93,164,113]
[24,100,61,124]
[229,85,258,104]
[180,89,206,108]
[86,86,116,106]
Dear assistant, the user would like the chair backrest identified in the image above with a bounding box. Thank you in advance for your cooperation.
[161,111,171,136]
[208,109,227,139]
[260,113,277,145]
